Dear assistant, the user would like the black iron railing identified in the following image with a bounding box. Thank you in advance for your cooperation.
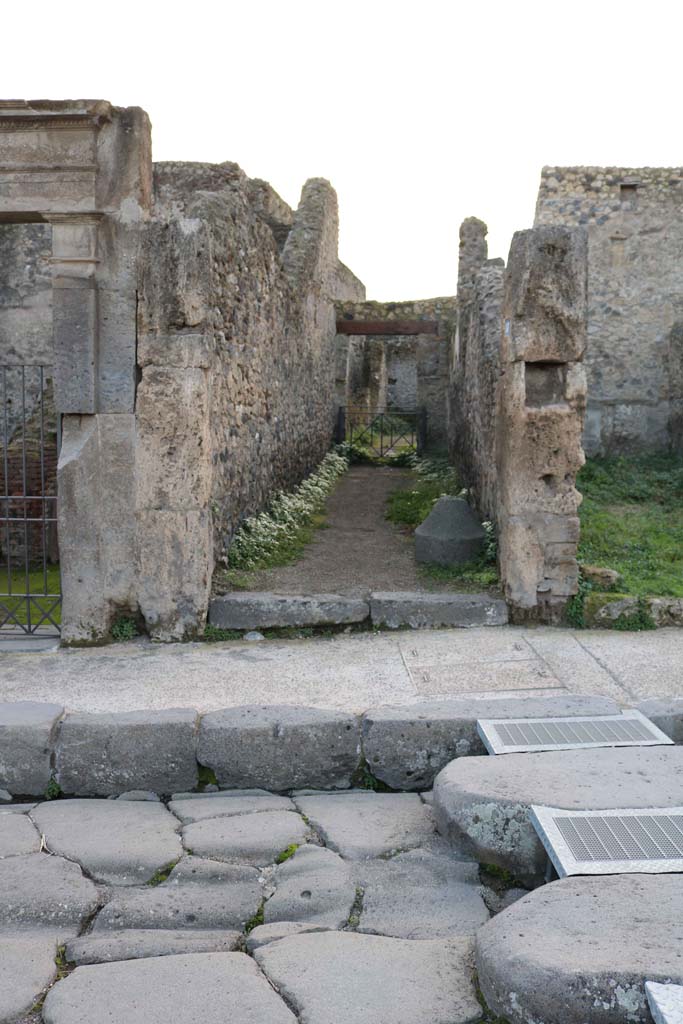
[336,406,427,458]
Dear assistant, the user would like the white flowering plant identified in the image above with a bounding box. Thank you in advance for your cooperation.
[227,449,349,570]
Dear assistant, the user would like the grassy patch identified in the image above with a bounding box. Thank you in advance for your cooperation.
[244,899,265,934]
[202,624,243,642]
[275,844,300,864]
[110,616,138,642]
[0,564,61,626]
[44,775,62,801]
[419,559,499,591]
[385,457,460,528]
[577,454,683,599]
[197,764,219,788]
[146,860,179,886]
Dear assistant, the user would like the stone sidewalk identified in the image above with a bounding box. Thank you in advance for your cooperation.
[0,626,682,713]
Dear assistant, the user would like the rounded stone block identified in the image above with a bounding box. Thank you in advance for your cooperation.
[476,874,683,1024]
[415,496,486,567]
[361,694,621,790]
[198,705,360,791]
[55,708,199,796]
[432,745,683,882]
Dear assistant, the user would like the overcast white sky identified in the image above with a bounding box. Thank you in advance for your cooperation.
[4,0,681,299]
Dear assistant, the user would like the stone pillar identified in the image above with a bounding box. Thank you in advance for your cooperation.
[496,225,588,622]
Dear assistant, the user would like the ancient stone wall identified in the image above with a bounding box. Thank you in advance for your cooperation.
[535,166,683,454]
[451,218,588,622]
[335,298,455,447]
[137,164,358,636]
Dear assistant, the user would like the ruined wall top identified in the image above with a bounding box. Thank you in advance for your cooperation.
[536,165,683,225]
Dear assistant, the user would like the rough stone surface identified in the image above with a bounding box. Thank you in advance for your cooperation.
[182,810,309,866]
[198,705,360,790]
[255,931,482,1024]
[476,874,683,1024]
[0,813,40,857]
[361,694,621,790]
[0,852,98,931]
[265,844,355,928]
[117,790,160,801]
[0,789,11,803]
[415,497,486,567]
[65,928,242,965]
[0,700,63,795]
[42,952,298,1024]
[637,698,683,743]
[433,745,683,881]
[169,791,294,824]
[370,592,508,629]
[355,848,488,939]
[294,792,435,859]
[55,709,199,796]
[209,593,369,629]
[246,921,328,951]
[580,564,622,589]
[32,799,183,886]
[94,856,261,932]
[536,166,683,455]
[0,928,61,1023]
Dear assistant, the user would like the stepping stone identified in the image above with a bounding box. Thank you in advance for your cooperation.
[183,810,309,866]
[0,812,40,857]
[32,799,183,886]
[362,695,620,790]
[94,856,261,932]
[265,845,355,928]
[433,746,683,882]
[355,849,489,939]
[0,928,61,1023]
[255,931,482,1024]
[65,928,242,965]
[476,874,683,1024]
[0,853,98,931]
[169,790,293,824]
[42,952,297,1024]
[294,792,435,859]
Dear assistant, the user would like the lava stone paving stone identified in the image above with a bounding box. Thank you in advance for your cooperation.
[294,791,436,859]
[182,809,309,866]
[264,844,355,928]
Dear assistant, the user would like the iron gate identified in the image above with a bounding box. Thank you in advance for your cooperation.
[1,365,61,637]
[337,406,427,458]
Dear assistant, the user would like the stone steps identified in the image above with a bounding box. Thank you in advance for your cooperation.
[208,590,508,631]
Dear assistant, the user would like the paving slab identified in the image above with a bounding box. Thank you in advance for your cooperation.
[578,630,683,699]
[169,790,294,824]
[65,928,242,965]
[0,927,60,1024]
[0,812,40,857]
[42,952,297,1024]
[209,592,370,629]
[198,705,360,790]
[0,852,98,931]
[55,709,199,796]
[361,694,620,790]
[293,792,436,859]
[371,592,508,629]
[93,856,261,932]
[255,931,482,1024]
[433,745,683,882]
[183,810,309,866]
[265,844,355,928]
[476,874,683,1024]
[32,799,183,886]
[355,848,488,939]
[0,700,63,795]
[246,920,330,951]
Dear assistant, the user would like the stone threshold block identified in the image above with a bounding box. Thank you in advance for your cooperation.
[432,745,683,884]
[476,874,683,1024]
[0,701,64,796]
[208,593,370,630]
[370,592,508,629]
[198,705,360,791]
[55,708,199,796]
[361,694,621,790]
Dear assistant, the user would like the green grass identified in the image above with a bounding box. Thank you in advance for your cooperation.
[0,565,61,626]
[577,454,683,598]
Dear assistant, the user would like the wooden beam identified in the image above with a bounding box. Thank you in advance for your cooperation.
[335,319,439,336]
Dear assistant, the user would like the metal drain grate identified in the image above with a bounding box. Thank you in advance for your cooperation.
[477,709,672,754]
[646,982,683,1024]
[530,805,683,877]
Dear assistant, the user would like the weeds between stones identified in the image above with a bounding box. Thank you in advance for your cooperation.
[275,844,300,864]
[244,899,266,934]
[146,860,180,886]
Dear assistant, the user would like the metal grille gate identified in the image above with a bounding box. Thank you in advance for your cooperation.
[337,406,427,458]
[0,365,61,637]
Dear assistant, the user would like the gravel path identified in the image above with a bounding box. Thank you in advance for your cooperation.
[237,465,454,594]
